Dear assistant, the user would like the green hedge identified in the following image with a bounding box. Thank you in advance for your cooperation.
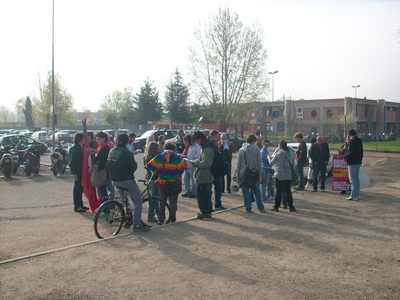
[330,140,400,153]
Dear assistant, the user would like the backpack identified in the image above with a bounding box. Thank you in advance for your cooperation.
[211,145,226,177]
[241,148,260,188]
[107,147,136,181]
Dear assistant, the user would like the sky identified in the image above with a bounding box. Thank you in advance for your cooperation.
[0,0,399,112]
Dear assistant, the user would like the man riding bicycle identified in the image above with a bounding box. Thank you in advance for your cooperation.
[107,133,151,232]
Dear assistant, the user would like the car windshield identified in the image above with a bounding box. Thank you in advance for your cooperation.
[165,130,178,139]
[0,136,18,146]
[139,130,156,139]
[18,136,32,144]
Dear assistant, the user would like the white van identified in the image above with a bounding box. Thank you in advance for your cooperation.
[31,131,49,143]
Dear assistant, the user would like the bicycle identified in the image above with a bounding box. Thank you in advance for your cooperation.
[94,173,171,239]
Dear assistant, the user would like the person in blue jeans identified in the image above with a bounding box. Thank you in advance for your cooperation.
[260,139,274,202]
[294,132,308,191]
[344,129,363,201]
[94,132,111,203]
[210,130,226,210]
[236,135,265,213]
[143,141,161,223]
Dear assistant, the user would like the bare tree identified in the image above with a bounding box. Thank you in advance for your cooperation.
[190,8,268,125]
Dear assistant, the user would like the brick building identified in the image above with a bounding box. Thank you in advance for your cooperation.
[234,98,400,139]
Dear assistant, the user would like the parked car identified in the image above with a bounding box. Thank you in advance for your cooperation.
[103,129,115,138]
[18,130,33,137]
[286,142,332,177]
[287,142,311,153]
[134,129,178,152]
[58,130,76,136]
[0,134,48,155]
[49,132,74,144]
[223,133,245,152]
[0,129,10,135]
[31,131,50,144]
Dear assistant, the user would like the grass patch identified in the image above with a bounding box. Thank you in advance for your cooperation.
[331,140,400,153]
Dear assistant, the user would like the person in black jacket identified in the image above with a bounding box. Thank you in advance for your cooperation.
[221,133,233,193]
[309,135,330,192]
[294,132,307,190]
[94,132,110,203]
[69,133,88,212]
[344,129,363,201]
[107,134,151,232]
[210,130,226,210]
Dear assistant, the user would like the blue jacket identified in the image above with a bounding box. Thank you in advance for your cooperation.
[260,148,271,170]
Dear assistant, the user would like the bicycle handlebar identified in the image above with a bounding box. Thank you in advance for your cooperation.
[139,169,156,186]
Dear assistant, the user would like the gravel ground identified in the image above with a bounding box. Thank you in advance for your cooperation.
[0,153,399,300]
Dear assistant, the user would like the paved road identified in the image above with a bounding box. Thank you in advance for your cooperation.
[1,152,400,299]
[0,152,244,261]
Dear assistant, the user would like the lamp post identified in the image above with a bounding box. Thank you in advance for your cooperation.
[51,0,56,150]
[352,84,360,99]
[268,70,279,102]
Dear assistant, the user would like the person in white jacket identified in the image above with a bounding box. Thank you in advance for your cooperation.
[182,135,201,198]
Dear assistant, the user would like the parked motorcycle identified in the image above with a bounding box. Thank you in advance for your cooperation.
[0,152,14,179]
[50,145,68,176]
[0,146,19,177]
[21,147,40,176]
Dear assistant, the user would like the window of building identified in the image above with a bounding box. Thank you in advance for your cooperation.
[311,109,318,118]
[326,109,333,119]
[272,111,280,118]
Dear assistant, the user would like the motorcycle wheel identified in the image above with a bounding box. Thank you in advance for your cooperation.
[3,169,12,179]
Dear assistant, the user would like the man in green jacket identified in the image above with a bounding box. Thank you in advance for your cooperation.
[191,131,215,219]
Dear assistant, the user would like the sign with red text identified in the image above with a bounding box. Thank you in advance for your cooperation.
[332,155,351,191]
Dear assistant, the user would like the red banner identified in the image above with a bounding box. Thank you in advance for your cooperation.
[331,155,350,191]
[81,118,100,213]
[81,141,100,213]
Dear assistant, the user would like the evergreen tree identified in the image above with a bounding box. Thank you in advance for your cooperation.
[23,96,34,129]
[165,69,190,124]
[134,80,162,124]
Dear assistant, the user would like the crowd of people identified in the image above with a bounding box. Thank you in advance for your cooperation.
[69,127,364,233]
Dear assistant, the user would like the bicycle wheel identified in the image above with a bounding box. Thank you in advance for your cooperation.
[158,197,172,224]
[94,200,125,239]
[142,195,171,224]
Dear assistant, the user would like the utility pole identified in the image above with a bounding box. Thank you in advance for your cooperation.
[268,70,279,101]
[51,0,56,150]
[352,84,360,99]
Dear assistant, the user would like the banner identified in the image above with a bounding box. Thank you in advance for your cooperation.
[81,118,101,213]
[331,154,350,191]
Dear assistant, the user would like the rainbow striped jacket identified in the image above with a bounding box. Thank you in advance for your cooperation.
[146,150,187,187]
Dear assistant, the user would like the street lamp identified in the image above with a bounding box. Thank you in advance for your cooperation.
[268,70,279,102]
[51,0,56,150]
[352,84,360,99]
